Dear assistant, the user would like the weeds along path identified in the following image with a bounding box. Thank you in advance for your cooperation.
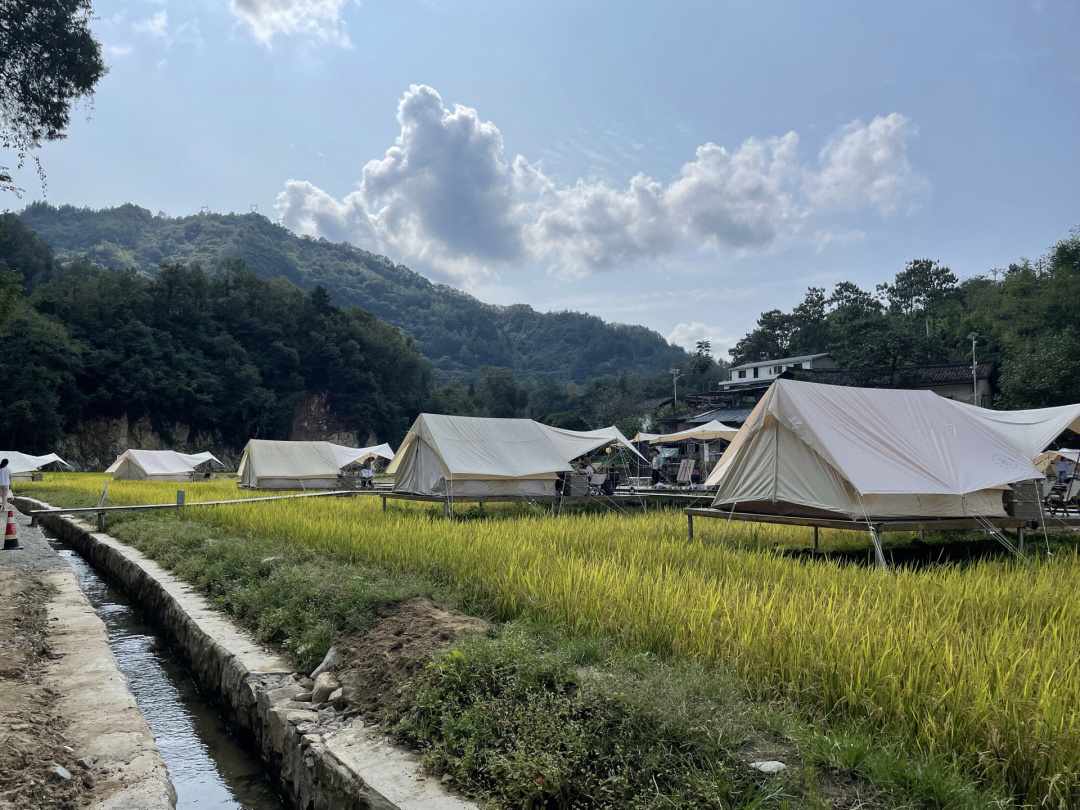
[22,474,1080,805]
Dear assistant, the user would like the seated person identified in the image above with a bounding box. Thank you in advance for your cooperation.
[579,456,597,488]
[359,458,376,489]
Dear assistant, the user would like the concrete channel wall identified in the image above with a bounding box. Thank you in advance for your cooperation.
[18,497,475,810]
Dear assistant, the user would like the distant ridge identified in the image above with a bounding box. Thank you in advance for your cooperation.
[19,202,687,382]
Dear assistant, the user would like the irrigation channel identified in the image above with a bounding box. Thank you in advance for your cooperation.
[47,533,288,810]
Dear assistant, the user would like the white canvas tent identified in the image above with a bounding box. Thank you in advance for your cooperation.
[632,432,660,444]
[238,440,360,490]
[107,449,223,481]
[706,379,1042,520]
[648,420,739,444]
[387,415,643,499]
[0,451,71,481]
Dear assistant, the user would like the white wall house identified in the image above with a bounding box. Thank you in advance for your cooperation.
[725,353,838,385]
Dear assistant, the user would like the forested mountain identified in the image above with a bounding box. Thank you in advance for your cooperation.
[17,202,687,382]
[0,215,701,460]
[730,230,1080,409]
[0,215,427,451]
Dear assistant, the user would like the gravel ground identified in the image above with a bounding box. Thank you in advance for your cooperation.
[0,505,66,572]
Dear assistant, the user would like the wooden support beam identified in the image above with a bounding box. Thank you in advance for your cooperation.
[687,513,694,541]
[813,526,819,551]
[684,508,1029,536]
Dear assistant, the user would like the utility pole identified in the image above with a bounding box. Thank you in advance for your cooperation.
[967,332,978,406]
[671,367,684,404]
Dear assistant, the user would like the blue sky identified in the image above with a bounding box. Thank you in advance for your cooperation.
[6,0,1079,359]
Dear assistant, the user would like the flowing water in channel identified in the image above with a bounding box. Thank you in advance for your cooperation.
[52,542,288,810]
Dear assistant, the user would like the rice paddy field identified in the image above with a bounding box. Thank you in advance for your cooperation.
[17,473,1080,806]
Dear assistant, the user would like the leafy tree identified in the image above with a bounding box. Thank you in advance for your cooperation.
[1,0,106,193]
[726,228,1080,411]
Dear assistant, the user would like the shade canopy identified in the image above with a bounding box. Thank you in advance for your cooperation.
[107,449,223,481]
[388,415,641,498]
[632,432,660,443]
[940,399,1080,459]
[0,451,71,480]
[707,379,1041,520]
[534,424,645,461]
[648,420,739,444]
[327,442,395,468]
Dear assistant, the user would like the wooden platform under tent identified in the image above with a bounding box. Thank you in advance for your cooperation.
[684,507,1035,569]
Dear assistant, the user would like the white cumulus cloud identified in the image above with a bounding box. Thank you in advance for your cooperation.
[230,0,351,46]
[806,113,929,215]
[668,322,737,354]
[276,86,929,284]
[134,10,168,38]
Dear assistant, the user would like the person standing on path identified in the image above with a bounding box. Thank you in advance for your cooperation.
[0,459,11,512]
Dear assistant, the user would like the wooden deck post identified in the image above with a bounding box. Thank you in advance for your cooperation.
[1017,527,1025,554]
[687,513,694,541]
[813,526,819,551]
[381,495,387,512]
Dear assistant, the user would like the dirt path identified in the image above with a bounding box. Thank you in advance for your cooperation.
[0,567,90,810]
[0,509,174,810]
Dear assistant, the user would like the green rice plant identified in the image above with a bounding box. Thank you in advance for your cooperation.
[19,473,1080,805]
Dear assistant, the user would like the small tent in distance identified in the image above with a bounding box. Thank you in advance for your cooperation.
[237,440,394,490]
[387,414,642,501]
[107,449,223,481]
[0,451,71,480]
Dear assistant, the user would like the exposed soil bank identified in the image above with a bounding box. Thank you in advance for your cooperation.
[0,509,175,810]
[17,496,474,810]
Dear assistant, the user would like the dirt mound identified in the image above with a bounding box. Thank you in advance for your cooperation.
[334,597,487,717]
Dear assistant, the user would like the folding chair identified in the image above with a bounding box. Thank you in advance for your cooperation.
[1048,478,1080,516]
[587,473,607,496]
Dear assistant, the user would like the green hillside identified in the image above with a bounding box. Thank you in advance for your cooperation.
[18,203,687,381]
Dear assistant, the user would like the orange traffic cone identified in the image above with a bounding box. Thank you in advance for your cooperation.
[4,510,18,550]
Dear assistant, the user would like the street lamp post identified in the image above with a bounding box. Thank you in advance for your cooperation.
[671,367,684,404]
[967,332,978,406]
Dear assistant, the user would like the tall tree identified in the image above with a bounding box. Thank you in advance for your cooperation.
[1,0,105,193]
